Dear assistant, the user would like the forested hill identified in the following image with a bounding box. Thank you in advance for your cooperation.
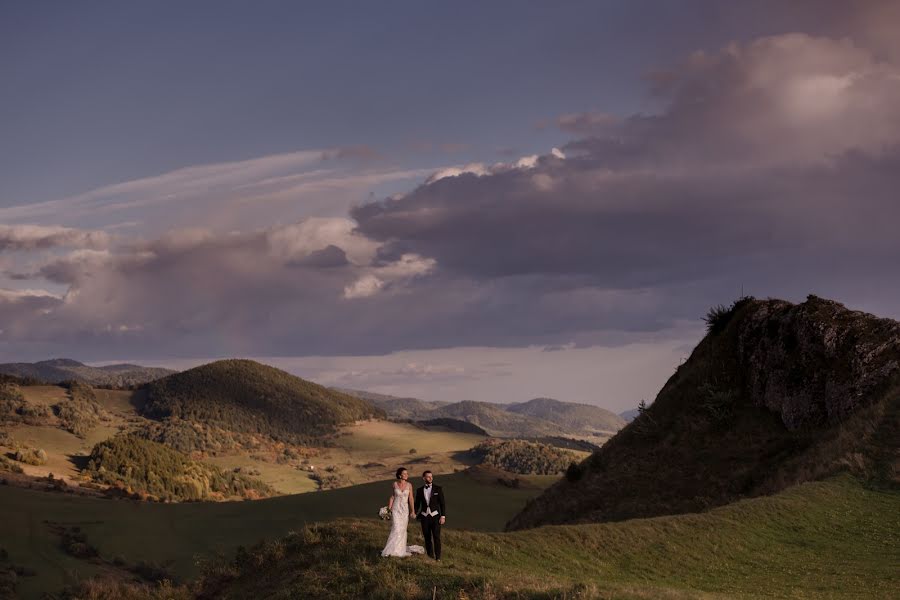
[0,358,175,387]
[508,296,900,529]
[140,359,384,443]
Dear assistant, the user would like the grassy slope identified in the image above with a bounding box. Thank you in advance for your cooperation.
[195,475,899,599]
[0,470,546,598]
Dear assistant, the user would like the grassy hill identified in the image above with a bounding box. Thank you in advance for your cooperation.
[0,468,549,598]
[140,359,384,444]
[0,358,175,388]
[506,397,625,434]
[47,475,900,599]
[508,296,900,530]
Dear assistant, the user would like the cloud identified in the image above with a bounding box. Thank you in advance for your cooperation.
[319,145,382,162]
[0,150,437,238]
[5,14,900,364]
[0,224,112,252]
[555,111,619,135]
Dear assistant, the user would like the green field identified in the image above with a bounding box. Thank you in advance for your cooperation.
[188,475,900,599]
[0,468,546,598]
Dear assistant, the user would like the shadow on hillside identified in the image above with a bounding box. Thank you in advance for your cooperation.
[449,450,482,466]
[67,454,91,471]
[127,388,149,412]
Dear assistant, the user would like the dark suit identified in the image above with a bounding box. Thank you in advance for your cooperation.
[415,484,446,559]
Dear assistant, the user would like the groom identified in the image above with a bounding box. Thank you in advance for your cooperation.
[415,470,446,561]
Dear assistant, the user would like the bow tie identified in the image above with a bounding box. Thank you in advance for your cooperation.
[424,484,431,488]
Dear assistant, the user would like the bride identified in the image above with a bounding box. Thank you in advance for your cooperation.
[381,467,425,557]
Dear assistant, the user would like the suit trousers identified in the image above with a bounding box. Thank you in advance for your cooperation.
[419,515,442,559]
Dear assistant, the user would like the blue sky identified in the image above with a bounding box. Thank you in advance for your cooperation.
[2,1,899,410]
[0,1,844,206]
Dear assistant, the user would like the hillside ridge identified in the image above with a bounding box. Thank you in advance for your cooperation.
[507,295,900,530]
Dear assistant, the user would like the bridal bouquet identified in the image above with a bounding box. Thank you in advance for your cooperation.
[378,506,391,521]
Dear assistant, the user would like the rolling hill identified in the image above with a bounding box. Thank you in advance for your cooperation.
[140,359,384,444]
[0,358,176,388]
[344,390,626,441]
[507,295,900,530]
[506,397,625,434]
[335,388,448,419]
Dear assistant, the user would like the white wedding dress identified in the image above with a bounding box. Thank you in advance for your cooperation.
[381,484,425,557]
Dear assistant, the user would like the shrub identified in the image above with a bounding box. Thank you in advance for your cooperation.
[704,295,754,334]
[14,447,47,466]
[0,456,24,474]
[0,383,25,420]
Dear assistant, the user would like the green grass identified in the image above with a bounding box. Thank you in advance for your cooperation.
[194,475,900,599]
[0,469,547,598]
[201,455,319,495]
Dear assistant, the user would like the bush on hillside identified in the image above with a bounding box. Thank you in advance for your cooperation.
[14,446,48,466]
[86,435,275,502]
[470,439,576,475]
[0,455,24,474]
[0,383,25,420]
[704,295,754,334]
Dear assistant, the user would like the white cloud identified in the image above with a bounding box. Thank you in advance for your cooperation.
[343,274,384,299]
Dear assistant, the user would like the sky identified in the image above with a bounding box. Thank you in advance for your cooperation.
[2,1,899,411]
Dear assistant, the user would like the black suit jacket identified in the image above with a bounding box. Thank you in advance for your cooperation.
[415,484,446,519]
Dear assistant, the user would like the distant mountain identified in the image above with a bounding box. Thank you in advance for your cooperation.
[0,358,176,387]
[506,398,625,434]
[428,400,567,438]
[341,389,625,441]
[142,359,384,443]
[508,296,900,530]
[336,388,447,420]
[619,408,640,422]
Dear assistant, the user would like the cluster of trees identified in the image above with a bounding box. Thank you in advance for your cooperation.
[133,417,249,456]
[85,435,275,502]
[470,439,577,475]
[0,383,54,427]
[140,360,383,445]
[55,381,112,438]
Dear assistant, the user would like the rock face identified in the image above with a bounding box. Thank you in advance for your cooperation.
[738,297,900,430]
[506,296,900,531]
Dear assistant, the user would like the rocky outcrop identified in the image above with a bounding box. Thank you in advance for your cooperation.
[738,296,900,430]
[507,296,900,531]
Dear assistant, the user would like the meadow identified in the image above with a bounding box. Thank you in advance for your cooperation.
[0,468,547,598]
[187,475,900,599]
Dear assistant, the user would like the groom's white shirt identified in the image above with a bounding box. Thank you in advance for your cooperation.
[421,485,439,517]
